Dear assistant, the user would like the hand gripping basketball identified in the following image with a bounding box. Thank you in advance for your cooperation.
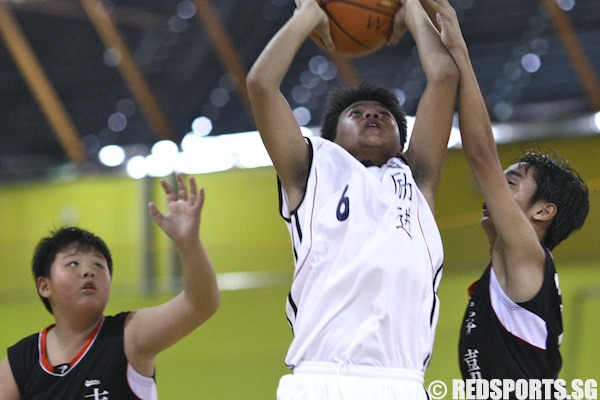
[311,0,403,58]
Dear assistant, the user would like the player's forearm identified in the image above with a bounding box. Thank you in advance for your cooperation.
[453,46,498,165]
[405,0,458,156]
[403,0,457,202]
[405,0,457,83]
[177,239,220,321]
[247,7,319,95]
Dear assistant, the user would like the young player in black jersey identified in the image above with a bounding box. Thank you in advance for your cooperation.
[0,174,220,399]
[428,0,589,380]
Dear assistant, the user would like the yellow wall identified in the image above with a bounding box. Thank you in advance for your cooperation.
[0,177,144,299]
[1,135,599,298]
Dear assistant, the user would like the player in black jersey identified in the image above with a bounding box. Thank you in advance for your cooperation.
[0,174,220,399]
[429,0,589,381]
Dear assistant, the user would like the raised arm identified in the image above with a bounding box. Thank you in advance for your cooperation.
[124,174,220,376]
[400,0,459,212]
[427,0,545,301]
[246,0,333,211]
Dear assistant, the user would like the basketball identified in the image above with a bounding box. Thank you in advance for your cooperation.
[311,0,403,58]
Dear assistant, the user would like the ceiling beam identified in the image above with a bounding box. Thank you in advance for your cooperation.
[81,0,175,141]
[192,0,251,114]
[0,1,86,164]
[542,0,600,111]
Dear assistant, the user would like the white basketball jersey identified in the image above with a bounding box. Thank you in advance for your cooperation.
[280,136,444,372]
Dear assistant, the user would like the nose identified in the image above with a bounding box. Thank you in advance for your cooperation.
[364,110,380,119]
[82,267,95,278]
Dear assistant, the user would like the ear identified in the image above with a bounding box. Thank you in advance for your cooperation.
[37,276,51,298]
[533,201,557,223]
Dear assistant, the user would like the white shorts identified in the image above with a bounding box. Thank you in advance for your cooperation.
[276,362,430,400]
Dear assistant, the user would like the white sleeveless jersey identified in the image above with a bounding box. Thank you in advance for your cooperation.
[280,136,444,372]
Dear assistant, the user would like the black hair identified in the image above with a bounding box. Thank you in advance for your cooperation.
[517,149,589,250]
[320,81,407,146]
[32,226,113,314]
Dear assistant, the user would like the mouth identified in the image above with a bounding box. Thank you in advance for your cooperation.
[82,282,96,291]
[364,119,382,130]
[481,202,489,217]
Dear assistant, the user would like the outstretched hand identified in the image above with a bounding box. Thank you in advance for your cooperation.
[422,0,465,52]
[148,173,204,246]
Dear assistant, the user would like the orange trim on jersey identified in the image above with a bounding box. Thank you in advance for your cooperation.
[39,317,105,375]
[468,279,480,298]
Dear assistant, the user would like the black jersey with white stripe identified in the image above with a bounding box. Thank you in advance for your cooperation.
[7,312,156,399]
[458,247,563,379]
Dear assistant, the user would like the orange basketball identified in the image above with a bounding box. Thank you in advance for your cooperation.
[311,0,402,58]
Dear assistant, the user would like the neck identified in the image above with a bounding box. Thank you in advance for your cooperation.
[52,310,104,337]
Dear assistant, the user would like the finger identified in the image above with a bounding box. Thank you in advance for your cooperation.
[188,176,199,204]
[315,4,335,51]
[148,202,164,224]
[388,24,407,46]
[423,0,441,12]
[322,36,335,52]
[161,179,176,203]
[197,187,206,210]
[388,10,407,46]
[318,27,335,52]
[176,173,189,201]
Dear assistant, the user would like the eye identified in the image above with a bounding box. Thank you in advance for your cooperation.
[94,263,105,269]
[67,261,79,267]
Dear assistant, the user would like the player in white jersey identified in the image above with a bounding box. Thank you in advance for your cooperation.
[246,0,458,398]
[282,136,443,371]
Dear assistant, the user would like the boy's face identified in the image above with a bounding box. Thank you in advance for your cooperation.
[504,162,539,214]
[481,162,540,233]
[334,101,401,165]
[38,243,111,316]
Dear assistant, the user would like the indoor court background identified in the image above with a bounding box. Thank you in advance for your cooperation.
[1,136,598,398]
